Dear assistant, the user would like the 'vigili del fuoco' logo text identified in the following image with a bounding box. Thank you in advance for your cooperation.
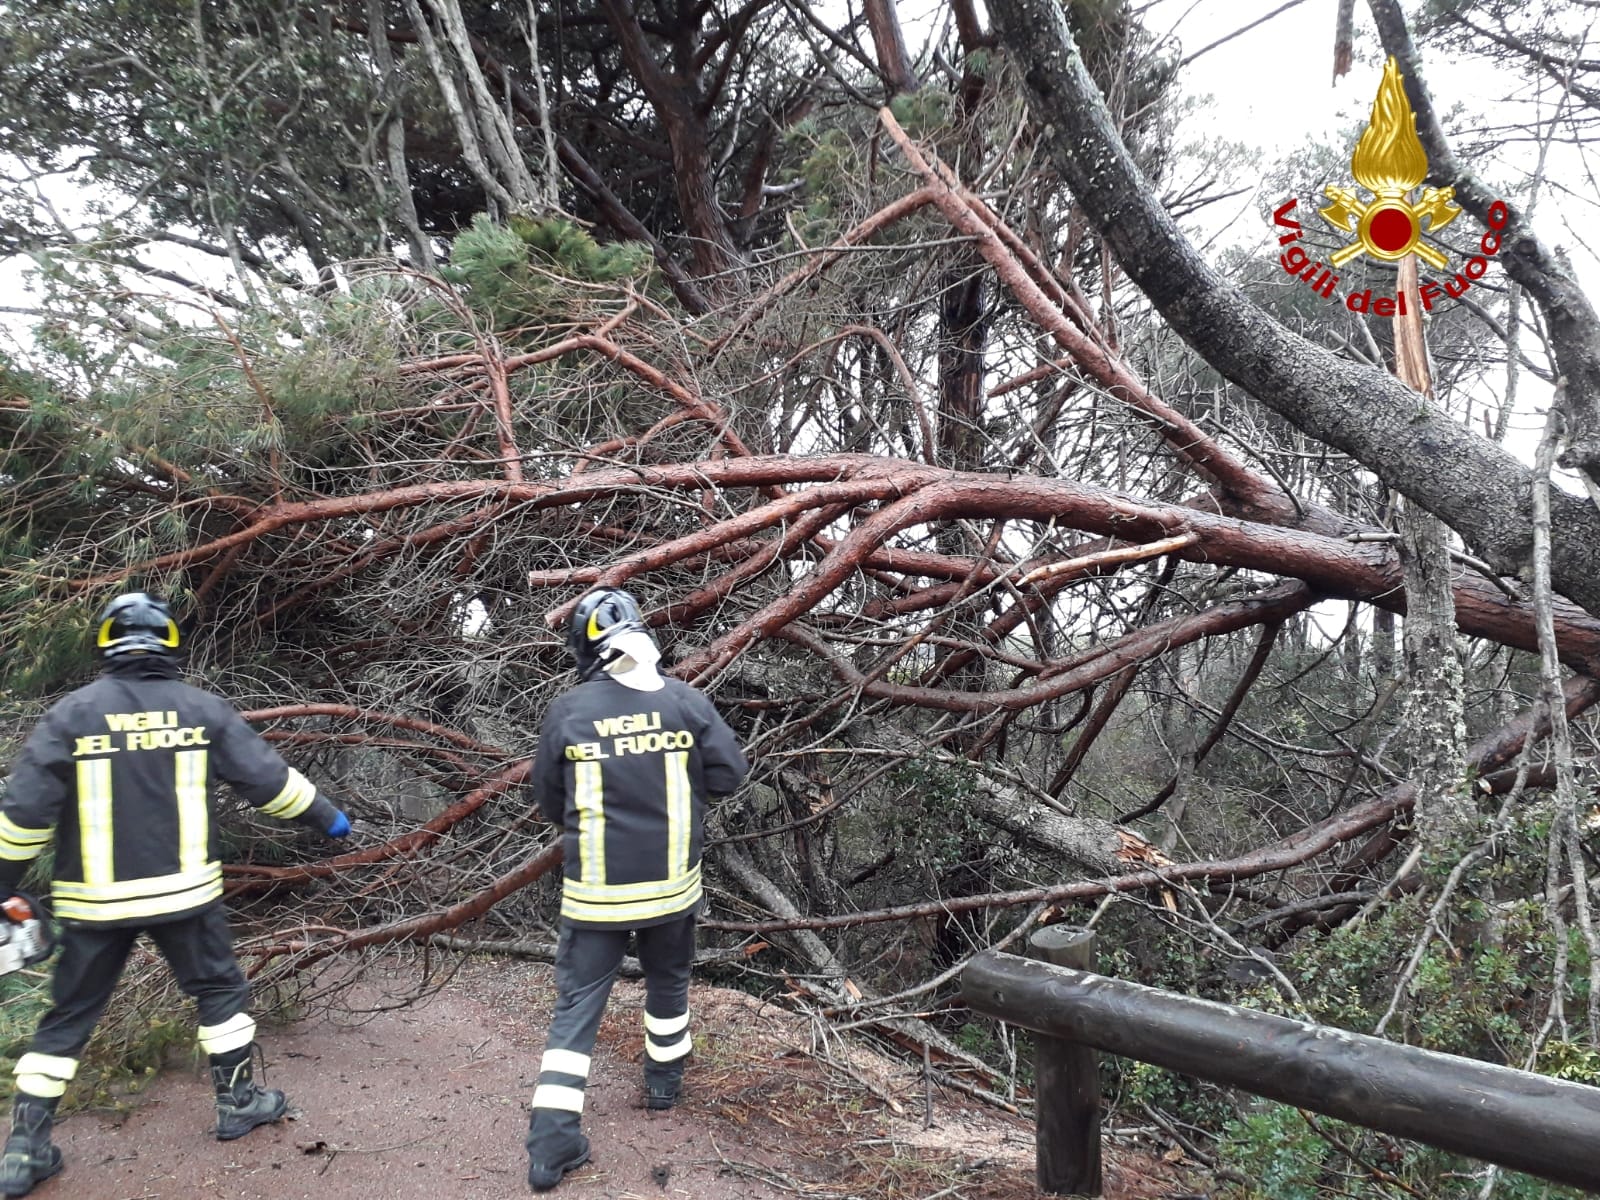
[1272,57,1508,314]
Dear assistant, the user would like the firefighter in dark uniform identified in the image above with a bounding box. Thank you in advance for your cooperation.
[0,594,351,1197]
[524,588,749,1191]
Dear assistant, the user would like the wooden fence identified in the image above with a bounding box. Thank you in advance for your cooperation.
[961,927,1600,1196]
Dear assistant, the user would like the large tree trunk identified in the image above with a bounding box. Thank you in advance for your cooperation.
[863,0,918,94]
[1392,254,1471,856]
[967,778,1132,876]
[1398,501,1471,855]
[937,271,989,473]
[1367,0,1600,493]
[985,0,1600,616]
[599,0,742,287]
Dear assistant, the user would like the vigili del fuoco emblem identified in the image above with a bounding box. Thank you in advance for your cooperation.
[1272,56,1509,314]
[1318,56,1462,269]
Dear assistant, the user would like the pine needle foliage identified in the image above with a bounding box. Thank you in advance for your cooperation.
[444,215,651,332]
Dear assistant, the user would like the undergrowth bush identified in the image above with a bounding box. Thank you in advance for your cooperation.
[1204,816,1589,1198]
[0,939,301,1112]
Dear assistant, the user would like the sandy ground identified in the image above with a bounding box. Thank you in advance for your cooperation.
[26,956,1200,1200]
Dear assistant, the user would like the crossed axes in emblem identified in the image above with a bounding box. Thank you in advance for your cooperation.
[1319,185,1462,269]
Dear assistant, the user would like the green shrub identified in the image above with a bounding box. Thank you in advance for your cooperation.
[1217,1106,1329,1200]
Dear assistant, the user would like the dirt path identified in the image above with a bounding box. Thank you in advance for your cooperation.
[31,956,1196,1200]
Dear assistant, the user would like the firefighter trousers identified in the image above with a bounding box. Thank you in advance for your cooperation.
[528,914,695,1137]
[14,904,254,1101]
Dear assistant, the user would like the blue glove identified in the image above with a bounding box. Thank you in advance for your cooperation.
[325,810,351,839]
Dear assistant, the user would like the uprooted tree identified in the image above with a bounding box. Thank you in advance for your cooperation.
[4,0,1600,1191]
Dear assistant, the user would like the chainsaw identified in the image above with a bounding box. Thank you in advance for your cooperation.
[0,892,54,977]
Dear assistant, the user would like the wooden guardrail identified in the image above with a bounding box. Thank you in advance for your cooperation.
[961,927,1600,1196]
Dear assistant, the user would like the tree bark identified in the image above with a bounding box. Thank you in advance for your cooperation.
[863,0,919,94]
[1397,499,1472,855]
[400,0,516,216]
[1334,0,1356,80]
[366,0,437,271]
[967,778,1128,876]
[1392,255,1471,856]
[1367,0,1600,489]
[986,0,1600,615]
[427,0,542,210]
[599,0,743,285]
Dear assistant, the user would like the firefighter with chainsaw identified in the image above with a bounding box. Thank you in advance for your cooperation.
[524,588,749,1191]
[0,593,352,1197]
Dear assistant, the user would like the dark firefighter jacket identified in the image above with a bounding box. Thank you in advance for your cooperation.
[532,676,749,929]
[0,658,337,925]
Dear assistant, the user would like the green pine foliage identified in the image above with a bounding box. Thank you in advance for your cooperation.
[443,214,651,331]
[887,90,954,137]
[0,214,667,702]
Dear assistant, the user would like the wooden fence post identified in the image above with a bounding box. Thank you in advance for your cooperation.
[1028,925,1101,1196]
[963,951,1600,1194]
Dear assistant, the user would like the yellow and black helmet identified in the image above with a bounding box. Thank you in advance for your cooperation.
[567,588,649,680]
[96,593,181,659]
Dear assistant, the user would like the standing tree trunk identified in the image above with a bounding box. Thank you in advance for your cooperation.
[864,0,918,95]
[1393,255,1471,857]
[937,271,989,473]
[1398,499,1471,856]
[600,0,742,287]
[367,0,437,271]
[932,0,993,716]
[1373,488,1397,678]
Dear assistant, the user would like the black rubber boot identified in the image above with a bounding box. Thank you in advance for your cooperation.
[210,1045,287,1141]
[643,1063,683,1111]
[0,1093,62,1198]
[525,1111,590,1192]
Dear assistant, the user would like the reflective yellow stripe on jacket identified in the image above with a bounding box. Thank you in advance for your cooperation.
[665,750,691,880]
[560,865,702,925]
[0,812,51,862]
[259,768,316,819]
[76,759,115,885]
[574,761,606,884]
[175,749,210,874]
[51,862,224,923]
